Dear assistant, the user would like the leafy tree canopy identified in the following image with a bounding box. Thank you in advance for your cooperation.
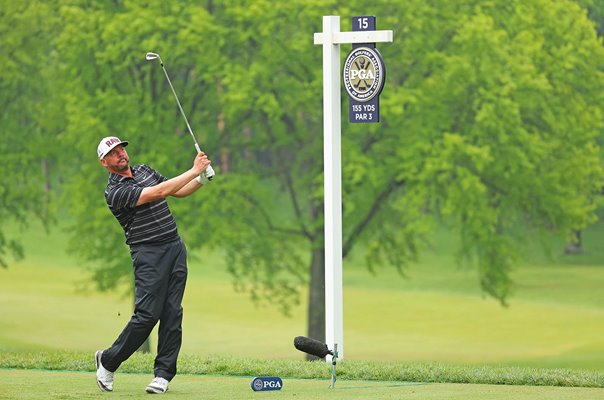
[1,0,603,342]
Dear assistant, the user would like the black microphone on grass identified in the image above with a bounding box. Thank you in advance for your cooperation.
[294,336,333,359]
[293,336,338,389]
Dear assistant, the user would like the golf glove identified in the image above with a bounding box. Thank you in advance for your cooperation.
[196,173,209,185]
[204,165,215,180]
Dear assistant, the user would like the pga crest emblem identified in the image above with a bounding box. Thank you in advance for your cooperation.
[251,376,283,392]
[343,46,386,102]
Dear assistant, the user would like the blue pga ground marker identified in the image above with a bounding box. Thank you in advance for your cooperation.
[251,377,283,391]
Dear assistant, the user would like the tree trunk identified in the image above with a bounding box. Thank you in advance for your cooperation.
[217,112,229,173]
[306,246,325,360]
[41,159,51,192]
[564,230,583,254]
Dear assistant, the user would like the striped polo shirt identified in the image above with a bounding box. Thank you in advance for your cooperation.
[105,164,179,246]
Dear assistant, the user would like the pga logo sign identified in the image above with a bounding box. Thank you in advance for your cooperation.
[251,376,283,392]
[343,46,385,103]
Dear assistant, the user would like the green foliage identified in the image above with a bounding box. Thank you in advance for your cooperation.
[1,0,603,324]
[373,0,604,302]
[0,1,62,267]
[578,0,604,35]
[184,174,308,315]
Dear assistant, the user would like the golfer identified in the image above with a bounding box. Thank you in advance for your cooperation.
[94,136,211,394]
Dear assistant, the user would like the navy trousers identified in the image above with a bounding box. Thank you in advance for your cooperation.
[101,239,188,381]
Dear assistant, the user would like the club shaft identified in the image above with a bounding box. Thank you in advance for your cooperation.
[157,60,214,180]
[160,65,200,149]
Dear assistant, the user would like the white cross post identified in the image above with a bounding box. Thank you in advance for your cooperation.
[314,16,393,360]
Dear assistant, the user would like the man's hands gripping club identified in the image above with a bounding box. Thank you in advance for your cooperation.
[193,151,212,185]
[136,151,211,206]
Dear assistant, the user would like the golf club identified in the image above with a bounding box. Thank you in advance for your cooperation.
[146,51,215,180]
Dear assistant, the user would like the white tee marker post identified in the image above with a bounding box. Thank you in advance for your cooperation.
[314,16,393,361]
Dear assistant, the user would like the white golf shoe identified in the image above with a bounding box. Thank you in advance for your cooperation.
[146,377,169,393]
[95,350,114,392]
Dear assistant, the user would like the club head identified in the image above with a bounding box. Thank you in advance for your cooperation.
[145,52,160,61]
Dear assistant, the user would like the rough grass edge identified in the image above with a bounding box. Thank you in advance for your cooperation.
[1,351,602,388]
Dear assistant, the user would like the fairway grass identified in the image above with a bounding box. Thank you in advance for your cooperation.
[2,351,603,387]
[1,259,603,371]
[1,219,603,372]
[1,369,603,400]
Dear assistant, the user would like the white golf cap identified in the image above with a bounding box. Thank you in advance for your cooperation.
[97,136,129,159]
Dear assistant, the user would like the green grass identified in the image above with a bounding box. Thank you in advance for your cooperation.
[3,369,603,400]
[1,219,603,373]
[1,351,603,387]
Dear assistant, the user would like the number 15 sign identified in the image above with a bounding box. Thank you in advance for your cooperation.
[343,16,387,123]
